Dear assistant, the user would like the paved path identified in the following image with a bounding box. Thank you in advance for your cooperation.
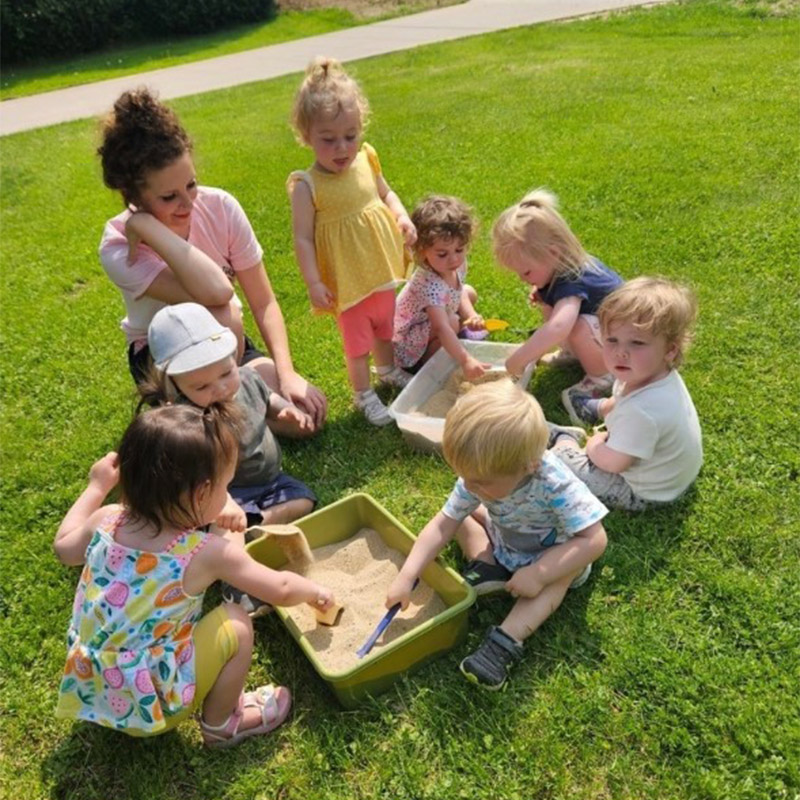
[0,0,666,136]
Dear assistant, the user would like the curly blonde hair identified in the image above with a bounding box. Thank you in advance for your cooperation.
[291,56,369,144]
[492,188,589,280]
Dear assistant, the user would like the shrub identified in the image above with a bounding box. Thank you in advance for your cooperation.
[0,0,277,64]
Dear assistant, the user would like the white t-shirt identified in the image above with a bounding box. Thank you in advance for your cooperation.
[99,186,263,344]
[605,370,702,502]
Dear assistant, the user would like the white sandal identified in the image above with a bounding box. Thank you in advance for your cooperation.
[200,684,292,749]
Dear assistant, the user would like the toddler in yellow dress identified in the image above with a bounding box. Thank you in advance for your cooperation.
[288,56,417,426]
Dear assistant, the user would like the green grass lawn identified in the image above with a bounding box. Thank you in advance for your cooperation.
[0,2,458,101]
[1,1,799,798]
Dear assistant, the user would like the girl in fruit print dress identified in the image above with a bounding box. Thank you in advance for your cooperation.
[54,404,334,747]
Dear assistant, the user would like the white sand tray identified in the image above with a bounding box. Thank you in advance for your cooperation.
[282,527,446,673]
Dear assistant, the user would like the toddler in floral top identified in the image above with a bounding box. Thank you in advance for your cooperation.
[54,404,334,747]
[393,195,489,380]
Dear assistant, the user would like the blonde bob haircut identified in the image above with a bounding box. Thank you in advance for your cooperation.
[492,188,589,280]
[598,276,698,367]
[291,56,370,145]
[442,379,548,480]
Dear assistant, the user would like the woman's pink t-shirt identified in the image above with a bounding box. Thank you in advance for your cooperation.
[99,186,263,344]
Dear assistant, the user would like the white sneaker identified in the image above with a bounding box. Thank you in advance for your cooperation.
[376,366,412,389]
[354,389,393,426]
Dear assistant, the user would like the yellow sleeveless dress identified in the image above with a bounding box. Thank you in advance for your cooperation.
[288,143,409,314]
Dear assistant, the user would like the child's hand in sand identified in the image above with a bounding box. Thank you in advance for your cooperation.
[386,573,416,611]
[505,347,530,379]
[462,355,490,382]
[88,452,120,496]
[310,585,335,612]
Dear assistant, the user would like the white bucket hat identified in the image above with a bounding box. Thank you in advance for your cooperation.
[148,303,237,376]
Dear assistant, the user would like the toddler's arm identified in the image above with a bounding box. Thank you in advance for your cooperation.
[125,212,234,307]
[458,290,484,331]
[386,512,460,610]
[375,174,416,246]
[54,453,120,566]
[505,521,607,599]
[426,306,488,381]
[289,182,334,310]
[505,295,581,377]
[266,390,314,434]
[585,430,635,474]
[196,539,334,609]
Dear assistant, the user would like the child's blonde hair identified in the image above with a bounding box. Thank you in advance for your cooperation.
[492,188,589,280]
[598,276,698,367]
[291,56,369,144]
[410,195,475,267]
[443,380,548,480]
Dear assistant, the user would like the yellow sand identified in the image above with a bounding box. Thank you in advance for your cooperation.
[282,527,446,672]
[414,368,509,418]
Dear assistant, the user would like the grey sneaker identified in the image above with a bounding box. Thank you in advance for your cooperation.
[354,389,393,426]
[461,560,512,596]
[460,626,523,691]
[376,366,413,389]
[539,347,579,367]
[221,582,273,619]
[546,421,587,449]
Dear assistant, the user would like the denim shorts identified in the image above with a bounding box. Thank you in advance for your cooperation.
[229,472,316,526]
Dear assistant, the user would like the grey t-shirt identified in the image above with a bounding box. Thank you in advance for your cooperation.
[231,367,282,487]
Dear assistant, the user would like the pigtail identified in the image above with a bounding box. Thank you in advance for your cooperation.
[135,363,178,413]
[519,188,559,213]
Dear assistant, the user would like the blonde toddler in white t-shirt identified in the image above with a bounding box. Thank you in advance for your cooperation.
[549,277,702,511]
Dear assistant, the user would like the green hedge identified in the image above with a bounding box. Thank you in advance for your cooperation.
[0,0,277,64]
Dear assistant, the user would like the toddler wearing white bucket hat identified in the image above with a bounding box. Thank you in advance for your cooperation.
[145,303,318,617]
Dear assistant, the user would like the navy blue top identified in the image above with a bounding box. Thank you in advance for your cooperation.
[538,258,624,315]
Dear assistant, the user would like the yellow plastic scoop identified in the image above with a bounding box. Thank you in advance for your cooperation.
[483,318,509,332]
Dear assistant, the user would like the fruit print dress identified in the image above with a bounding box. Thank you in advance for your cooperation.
[56,513,211,733]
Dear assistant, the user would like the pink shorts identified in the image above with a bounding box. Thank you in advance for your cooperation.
[337,290,396,359]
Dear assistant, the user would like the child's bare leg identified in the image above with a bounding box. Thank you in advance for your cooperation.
[346,353,371,393]
[201,603,264,729]
[500,570,580,643]
[567,317,607,377]
[260,498,314,525]
[456,508,496,563]
[372,338,395,370]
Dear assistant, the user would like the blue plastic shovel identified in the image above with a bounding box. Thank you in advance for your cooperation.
[356,579,419,659]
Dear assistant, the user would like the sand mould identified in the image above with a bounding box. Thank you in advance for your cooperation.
[413,368,509,418]
[282,527,446,672]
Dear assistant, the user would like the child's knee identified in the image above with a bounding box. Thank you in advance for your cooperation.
[223,602,254,647]
[464,284,478,305]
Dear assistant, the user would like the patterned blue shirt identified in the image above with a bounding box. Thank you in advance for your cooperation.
[442,451,608,571]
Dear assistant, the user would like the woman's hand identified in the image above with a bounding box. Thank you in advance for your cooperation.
[279,371,327,429]
[88,452,120,496]
[308,281,335,311]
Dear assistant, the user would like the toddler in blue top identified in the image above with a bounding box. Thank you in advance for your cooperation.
[386,379,608,690]
[493,189,624,413]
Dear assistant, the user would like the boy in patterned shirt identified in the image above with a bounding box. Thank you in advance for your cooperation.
[386,380,608,690]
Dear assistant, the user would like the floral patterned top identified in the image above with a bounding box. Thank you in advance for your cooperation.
[55,513,211,733]
[392,263,467,368]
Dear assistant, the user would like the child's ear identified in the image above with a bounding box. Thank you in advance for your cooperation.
[194,480,211,508]
[527,459,541,473]
[665,340,680,366]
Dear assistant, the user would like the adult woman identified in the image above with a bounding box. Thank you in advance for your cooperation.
[98,88,326,431]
